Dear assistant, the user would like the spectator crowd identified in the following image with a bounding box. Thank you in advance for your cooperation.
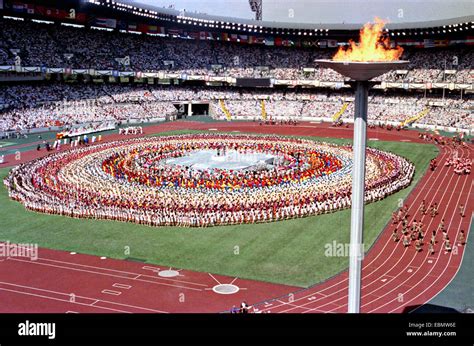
[0,18,472,83]
[0,18,471,134]
[0,84,471,133]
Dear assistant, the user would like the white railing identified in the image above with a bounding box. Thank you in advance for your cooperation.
[0,65,472,91]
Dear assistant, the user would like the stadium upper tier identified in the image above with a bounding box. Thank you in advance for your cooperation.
[0,19,472,83]
[0,84,471,133]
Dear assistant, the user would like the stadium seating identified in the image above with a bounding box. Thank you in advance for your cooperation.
[0,84,471,132]
[0,18,472,82]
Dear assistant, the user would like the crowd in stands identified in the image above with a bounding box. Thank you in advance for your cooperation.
[0,18,471,133]
[210,90,471,130]
[0,98,175,132]
[0,83,471,133]
[417,98,472,129]
[0,18,472,82]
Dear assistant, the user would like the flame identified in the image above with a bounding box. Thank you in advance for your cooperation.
[333,17,403,62]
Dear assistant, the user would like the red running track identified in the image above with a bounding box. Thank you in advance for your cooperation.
[0,121,472,313]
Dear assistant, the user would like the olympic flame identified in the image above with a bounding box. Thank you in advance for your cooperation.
[333,17,403,62]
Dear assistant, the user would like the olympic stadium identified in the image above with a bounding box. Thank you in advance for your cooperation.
[0,0,472,322]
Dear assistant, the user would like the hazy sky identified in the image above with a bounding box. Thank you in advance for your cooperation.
[132,0,474,24]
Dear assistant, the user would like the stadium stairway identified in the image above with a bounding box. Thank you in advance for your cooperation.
[219,99,232,121]
[402,107,431,127]
[332,102,349,122]
[261,100,267,120]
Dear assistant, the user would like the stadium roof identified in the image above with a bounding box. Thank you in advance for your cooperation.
[2,1,471,41]
[124,0,474,30]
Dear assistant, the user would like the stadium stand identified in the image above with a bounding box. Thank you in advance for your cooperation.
[0,18,472,81]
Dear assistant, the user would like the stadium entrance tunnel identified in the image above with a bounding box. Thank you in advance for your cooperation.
[173,102,209,118]
[192,103,210,116]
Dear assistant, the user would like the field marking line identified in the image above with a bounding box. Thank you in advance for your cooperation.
[275,300,312,310]
[101,289,122,296]
[0,287,130,313]
[112,283,132,289]
[142,266,160,272]
[208,273,222,285]
[36,257,208,287]
[0,281,169,313]
[6,258,204,291]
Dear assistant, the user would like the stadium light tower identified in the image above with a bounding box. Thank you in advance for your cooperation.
[249,0,262,21]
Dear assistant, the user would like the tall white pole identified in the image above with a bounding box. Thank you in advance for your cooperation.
[348,81,368,313]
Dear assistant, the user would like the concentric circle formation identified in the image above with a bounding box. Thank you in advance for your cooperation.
[4,133,414,227]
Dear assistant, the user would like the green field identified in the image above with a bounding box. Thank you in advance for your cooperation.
[0,131,438,287]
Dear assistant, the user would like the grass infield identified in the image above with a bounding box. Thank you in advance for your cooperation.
[0,130,438,287]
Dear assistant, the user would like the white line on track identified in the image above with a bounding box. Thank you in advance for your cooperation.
[101,289,122,296]
[4,254,208,287]
[113,283,132,290]
[208,273,222,285]
[0,281,168,313]
[6,257,204,291]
